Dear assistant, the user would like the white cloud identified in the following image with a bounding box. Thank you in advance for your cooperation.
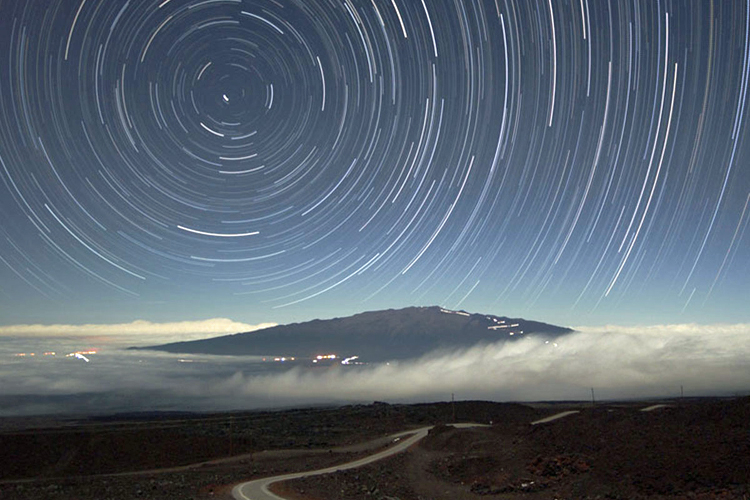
[573,323,750,336]
[216,322,750,403]
[2,322,749,416]
[0,318,276,343]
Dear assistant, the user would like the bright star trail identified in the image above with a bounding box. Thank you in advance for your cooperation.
[0,0,748,326]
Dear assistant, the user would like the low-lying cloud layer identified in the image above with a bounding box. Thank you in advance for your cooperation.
[0,318,277,344]
[2,322,749,416]
[219,322,750,403]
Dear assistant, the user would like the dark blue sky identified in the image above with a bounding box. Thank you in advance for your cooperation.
[1,0,748,328]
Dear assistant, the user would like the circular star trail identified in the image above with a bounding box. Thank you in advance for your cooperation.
[0,0,749,324]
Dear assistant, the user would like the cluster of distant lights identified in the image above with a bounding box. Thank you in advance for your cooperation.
[440,307,525,336]
[312,354,361,365]
[258,353,361,365]
[13,349,98,362]
[269,356,296,362]
[487,319,522,335]
[439,307,560,345]
[314,354,338,363]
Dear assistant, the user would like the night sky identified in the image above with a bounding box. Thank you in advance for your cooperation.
[1,0,748,328]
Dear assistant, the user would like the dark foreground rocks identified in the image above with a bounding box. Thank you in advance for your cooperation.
[2,398,749,500]
[279,397,750,500]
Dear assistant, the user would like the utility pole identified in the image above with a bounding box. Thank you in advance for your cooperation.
[591,387,596,406]
[451,393,456,423]
[229,415,234,457]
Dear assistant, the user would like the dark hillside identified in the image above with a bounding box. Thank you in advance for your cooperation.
[134,306,573,361]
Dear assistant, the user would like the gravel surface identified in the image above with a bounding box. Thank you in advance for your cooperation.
[277,398,750,500]
[0,401,531,499]
[3,399,748,500]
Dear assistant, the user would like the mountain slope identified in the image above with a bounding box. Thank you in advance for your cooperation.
[133,306,573,362]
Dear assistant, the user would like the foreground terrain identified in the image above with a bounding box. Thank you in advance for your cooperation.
[1,398,748,499]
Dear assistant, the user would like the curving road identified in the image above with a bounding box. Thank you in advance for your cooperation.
[233,404,667,499]
[232,423,485,500]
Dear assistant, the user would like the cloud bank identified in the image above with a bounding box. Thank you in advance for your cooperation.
[2,322,749,416]
[217,322,750,403]
[0,318,277,344]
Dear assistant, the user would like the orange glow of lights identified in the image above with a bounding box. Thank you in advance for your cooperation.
[66,349,98,358]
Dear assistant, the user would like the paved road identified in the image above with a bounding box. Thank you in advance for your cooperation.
[640,404,670,412]
[233,404,672,499]
[232,423,486,500]
[530,410,580,425]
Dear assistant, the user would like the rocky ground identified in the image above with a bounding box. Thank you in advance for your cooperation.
[279,398,750,500]
[1,398,748,499]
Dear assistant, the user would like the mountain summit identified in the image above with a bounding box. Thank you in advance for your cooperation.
[134,306,573,362]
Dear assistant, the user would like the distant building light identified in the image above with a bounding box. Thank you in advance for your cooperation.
[315,354,338,360]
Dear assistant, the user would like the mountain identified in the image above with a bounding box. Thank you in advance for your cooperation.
[133,306,573,362]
